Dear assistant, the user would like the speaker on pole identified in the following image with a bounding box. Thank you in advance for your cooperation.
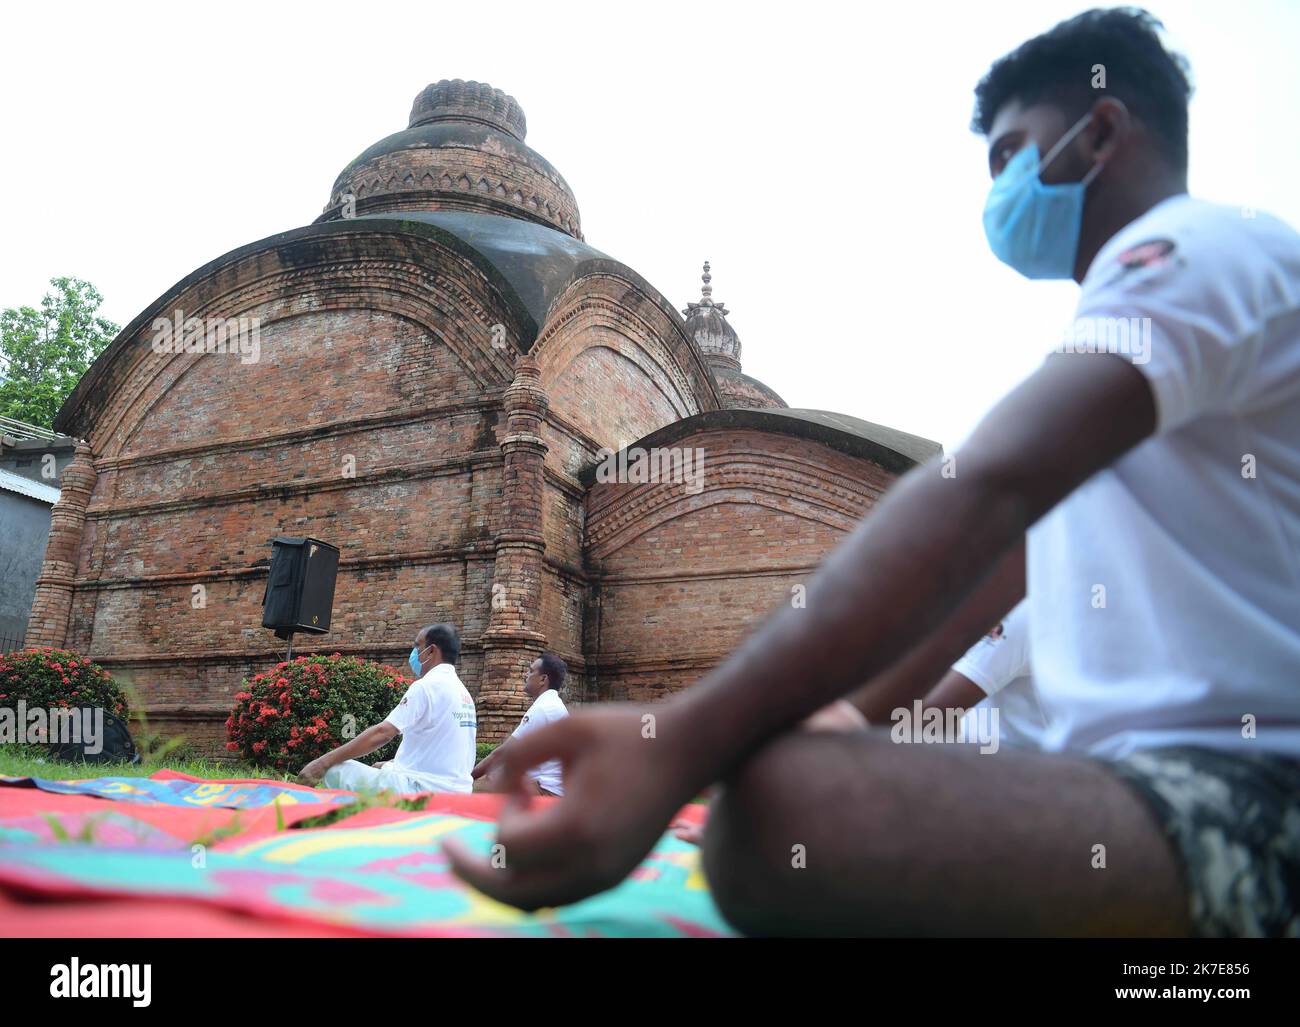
[261,538,340,653]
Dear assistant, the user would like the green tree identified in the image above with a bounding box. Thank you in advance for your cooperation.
[0,277,119,430]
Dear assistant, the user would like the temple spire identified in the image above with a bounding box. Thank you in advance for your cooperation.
[684,261,727,317]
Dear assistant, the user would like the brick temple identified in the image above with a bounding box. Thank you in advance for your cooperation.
[27,79,940,752]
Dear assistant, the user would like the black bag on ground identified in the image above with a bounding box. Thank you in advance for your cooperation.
[48,708,140,765]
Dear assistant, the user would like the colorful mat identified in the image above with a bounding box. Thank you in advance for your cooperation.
[0,770,726,937]
[0,769,355,809]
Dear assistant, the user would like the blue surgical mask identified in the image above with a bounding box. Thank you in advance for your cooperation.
[408,646,425,677]
[982,113,1105,279]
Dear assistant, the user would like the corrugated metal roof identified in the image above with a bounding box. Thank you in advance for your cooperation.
[0,415,64,442]
[0,466,60,504]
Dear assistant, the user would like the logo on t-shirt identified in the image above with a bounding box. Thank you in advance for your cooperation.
[1117,238,1175,271]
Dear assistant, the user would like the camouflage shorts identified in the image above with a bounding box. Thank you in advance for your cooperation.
[1104,746,1300,938]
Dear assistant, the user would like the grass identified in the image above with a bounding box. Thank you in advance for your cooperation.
[0,743,449,847]
[0,730,511,854]
[0,741,502,784]
[0,744,293,783]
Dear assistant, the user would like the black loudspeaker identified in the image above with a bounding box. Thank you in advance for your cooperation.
[261,537,340,640]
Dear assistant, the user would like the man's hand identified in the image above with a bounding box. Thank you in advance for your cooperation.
[801,698,869,733]
[443,704,703,910]
[297,722,397,787]
[471,742,505,780]
[297,758,329,787]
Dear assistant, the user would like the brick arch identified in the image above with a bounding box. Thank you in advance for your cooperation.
[584,443,883,562]
[532,273,720,458]
[581,426,905,703]
[81,239,524,462]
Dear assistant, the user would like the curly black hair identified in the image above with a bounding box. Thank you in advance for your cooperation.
[972,7,1193,171]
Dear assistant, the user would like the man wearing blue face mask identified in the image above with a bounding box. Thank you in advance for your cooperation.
[298,623,477,794]
[444,8,1300,938]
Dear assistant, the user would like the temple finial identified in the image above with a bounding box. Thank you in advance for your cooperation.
[700,261,713,306]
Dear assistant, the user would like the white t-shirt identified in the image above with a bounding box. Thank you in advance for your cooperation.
[512,689,568,795]
[1029,194,1300,759]
[952,600,1048,749]
[384,663,477,793]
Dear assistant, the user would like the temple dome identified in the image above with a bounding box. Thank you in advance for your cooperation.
[681,261,740,370]
[682,263,786,410]
[319,79,582,240]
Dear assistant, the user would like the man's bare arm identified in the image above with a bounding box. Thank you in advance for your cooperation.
[298,722,398,783]
[472,738,511,778]
[924,669,991,713]
[673,353,1155,785]
[847,539,1023,722]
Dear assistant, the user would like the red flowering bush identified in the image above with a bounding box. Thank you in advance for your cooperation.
[226,653,408,770]
[0,648,129,737]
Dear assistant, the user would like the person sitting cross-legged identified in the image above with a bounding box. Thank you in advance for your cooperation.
[444,10,1300,938]
[473,653,569,797]
[297,623,477,795]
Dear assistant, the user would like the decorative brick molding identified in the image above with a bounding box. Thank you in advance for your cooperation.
[24,441,98,648]
[84,250,519,462]
[479,355,551,740]
[584,438,885,560]
[326,156,582,240]
[319,79,583,240]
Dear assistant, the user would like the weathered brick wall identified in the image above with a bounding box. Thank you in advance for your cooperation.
[541,476,584,571]
[53,232,524,754]
[35,223,929,757]
[584,428,899,702]
[538,565,585,667]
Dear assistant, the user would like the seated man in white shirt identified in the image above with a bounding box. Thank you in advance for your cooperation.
[924,599,1049,751]
[446,10,1300,937]
[472,652,568,796]
[297,623,478,794]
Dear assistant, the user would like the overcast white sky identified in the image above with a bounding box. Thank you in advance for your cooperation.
[3,0,1296,449]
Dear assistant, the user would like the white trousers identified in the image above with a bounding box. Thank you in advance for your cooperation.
[322,759,428,795]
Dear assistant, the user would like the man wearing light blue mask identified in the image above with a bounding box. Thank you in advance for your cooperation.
[982,108,1110,280]
[444,8,1300,941]
[299,623,477,794]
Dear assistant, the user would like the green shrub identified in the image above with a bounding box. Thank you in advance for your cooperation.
[0,648,129,740]
[226,653,408,770]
